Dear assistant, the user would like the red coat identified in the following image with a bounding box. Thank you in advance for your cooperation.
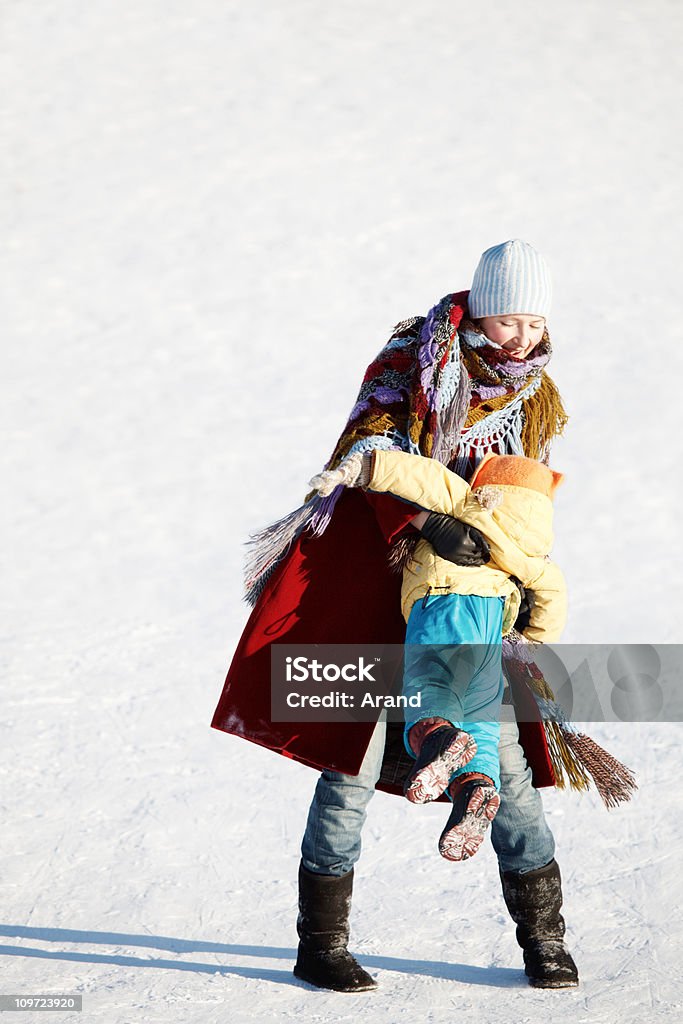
[211,489,555,795]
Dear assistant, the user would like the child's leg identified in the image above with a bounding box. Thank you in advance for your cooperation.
[403,595,504,755]
[442,595,506,790]
[401,593,503,802]
[435,597,506,861]
[453,721,502,789]
[403,594,468,749]
[402,594,482,802]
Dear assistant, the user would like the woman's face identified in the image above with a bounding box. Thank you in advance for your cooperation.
[476,314,546,359]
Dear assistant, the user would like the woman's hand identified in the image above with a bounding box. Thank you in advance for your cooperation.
[418,512,490,567]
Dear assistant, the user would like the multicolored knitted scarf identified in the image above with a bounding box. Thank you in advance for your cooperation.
[324,290,566,477]
[244,290,567,603]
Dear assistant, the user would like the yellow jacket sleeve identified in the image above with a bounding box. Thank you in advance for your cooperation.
[368,449,471,517]
[523,560,568,643]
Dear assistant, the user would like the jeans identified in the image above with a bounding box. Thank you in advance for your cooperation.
[301,715,555,876]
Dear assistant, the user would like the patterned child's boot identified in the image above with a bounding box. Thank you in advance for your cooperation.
[438,773,501,861]
[403,718,477,804]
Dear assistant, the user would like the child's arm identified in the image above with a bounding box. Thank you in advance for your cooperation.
[521,560,567,643]
[307,449,490,565]
[367,450,524,570]
[367,449,471,518]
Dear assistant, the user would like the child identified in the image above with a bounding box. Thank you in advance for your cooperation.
[315,449,566,863]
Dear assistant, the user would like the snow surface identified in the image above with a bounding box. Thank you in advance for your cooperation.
[3,1,683,1021]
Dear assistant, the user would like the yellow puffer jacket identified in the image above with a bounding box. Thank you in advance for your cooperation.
[367,450,567,642]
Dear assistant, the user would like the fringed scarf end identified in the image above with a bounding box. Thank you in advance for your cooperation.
[503,635,638,808]
[557,729,638,809]
[387,532,420,574]
[243,497,319,605]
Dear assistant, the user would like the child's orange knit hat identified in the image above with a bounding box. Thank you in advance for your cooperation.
[469,453,564,499]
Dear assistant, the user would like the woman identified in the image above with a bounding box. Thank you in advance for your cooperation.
[212,240,579,993]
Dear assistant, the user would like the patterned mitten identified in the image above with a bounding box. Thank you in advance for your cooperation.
[308,452,369,496]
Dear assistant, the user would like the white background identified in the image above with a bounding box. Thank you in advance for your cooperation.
[3,1,682,1021]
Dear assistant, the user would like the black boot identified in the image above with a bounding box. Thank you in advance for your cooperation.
[500,859,579,989]
[293,863,377,992]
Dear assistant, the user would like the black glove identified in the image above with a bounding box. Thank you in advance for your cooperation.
[512,578,535,632]
[419,512,490,567]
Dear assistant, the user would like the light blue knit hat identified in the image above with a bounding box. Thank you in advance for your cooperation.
[468,239,552,319]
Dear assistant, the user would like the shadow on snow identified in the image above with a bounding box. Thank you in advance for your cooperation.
[0,924,524,987]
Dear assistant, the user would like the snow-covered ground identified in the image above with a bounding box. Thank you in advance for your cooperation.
[3,1,682,1020]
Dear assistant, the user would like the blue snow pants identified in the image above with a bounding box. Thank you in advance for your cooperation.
[402,592,505,790]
